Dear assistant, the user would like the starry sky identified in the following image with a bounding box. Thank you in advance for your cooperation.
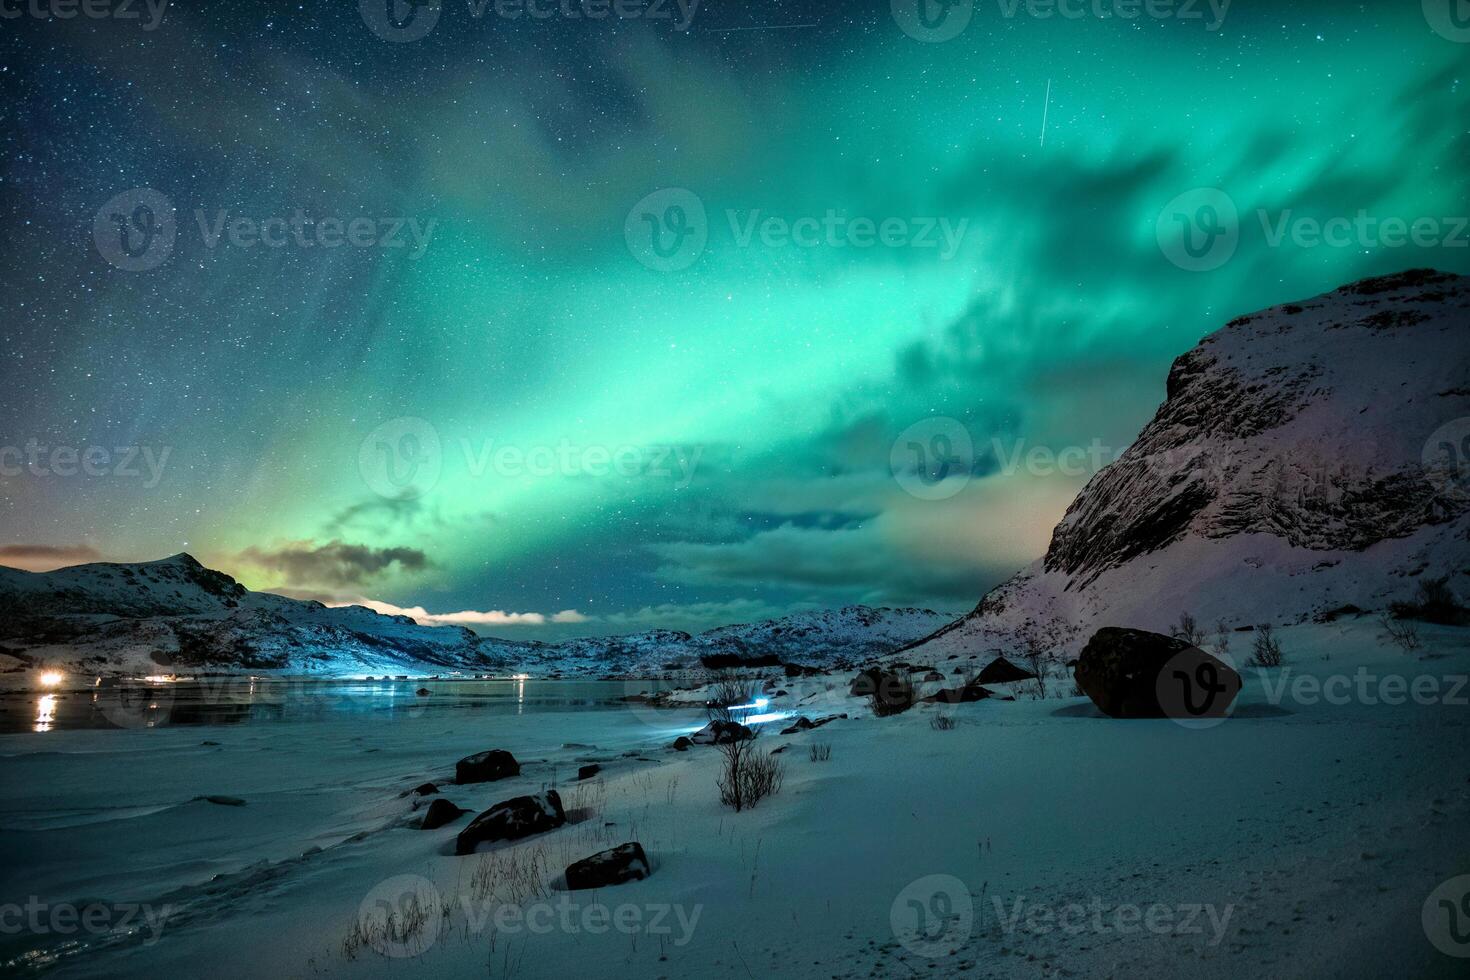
[1,0,1466,638]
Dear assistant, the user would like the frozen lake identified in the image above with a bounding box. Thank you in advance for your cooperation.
[0,677,687,735]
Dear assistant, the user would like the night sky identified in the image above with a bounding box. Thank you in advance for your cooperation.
[1,0,1466,638]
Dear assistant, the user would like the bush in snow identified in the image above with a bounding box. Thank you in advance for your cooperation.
[1378,613,1422,656]
[1389,576,1468,625]
[1249,624,1285,667]
[717,736,784,811]
[1171,611,1205,647]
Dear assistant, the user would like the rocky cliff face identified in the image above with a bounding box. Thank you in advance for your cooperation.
[906,269,1470,663]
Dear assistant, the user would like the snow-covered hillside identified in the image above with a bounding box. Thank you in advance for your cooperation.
[899,268,1470,666]
[0,555,949,677]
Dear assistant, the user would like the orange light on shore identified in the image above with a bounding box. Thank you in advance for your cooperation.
[38,670,66,688]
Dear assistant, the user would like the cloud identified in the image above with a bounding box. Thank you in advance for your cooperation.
[330,597,588,630]
[236,540,431,588]
[0,544,102,572]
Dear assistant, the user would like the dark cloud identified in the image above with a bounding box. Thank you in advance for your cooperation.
[237,541,431,588]
[0,544,102,571]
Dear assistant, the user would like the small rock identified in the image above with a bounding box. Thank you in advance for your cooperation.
[565,842,650,890]
[455,749,520,784]
[411,782,439,796]
[421,798,468,830]
[577,764,601,780]
[455,791,566,855]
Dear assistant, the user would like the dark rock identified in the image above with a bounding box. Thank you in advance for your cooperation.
[195,795,246,806]
[688,720,753,745]
[565,842,650,890]
[455,791,566,855]
[783,662,824,678]
[976,655,1036,684]
[416,687,431,696]
[455,749,520,784]
[779,713,845,735]
[1073,627,1241,720]
[921,682,994,704]
[412,782,438,796]
[421,798,467,830]
[671,736,692,751]
[577,764,601,780]
[849,667,916,715]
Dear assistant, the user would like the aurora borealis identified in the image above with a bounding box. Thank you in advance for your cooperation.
[2,0,1467,638]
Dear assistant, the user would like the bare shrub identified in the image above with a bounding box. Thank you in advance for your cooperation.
[1389,576,1468,625]
[1212,619,1232,658]
[1172,611,1204,646]
[809,742,832,761]
[929,715,955,731]
[1249,624,1284,667]
[716,737,784,811]
[1022,636,1049,699]
[868,673,915,717]
[707,671,758,724]
[1378,613,1422,655]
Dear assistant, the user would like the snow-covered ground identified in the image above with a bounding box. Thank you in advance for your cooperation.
[2,617,1467,978]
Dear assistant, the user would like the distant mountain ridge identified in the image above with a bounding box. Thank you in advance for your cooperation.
[0,554,950,676]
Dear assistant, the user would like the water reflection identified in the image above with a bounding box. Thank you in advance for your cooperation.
[34,694,57,733]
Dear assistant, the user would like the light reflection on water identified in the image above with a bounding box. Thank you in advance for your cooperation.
[2,678,684,734]
[34,694,57,733]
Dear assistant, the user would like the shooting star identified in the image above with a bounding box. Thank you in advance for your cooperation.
[1040,78,1051,149]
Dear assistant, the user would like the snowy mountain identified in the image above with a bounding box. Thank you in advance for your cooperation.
[0,554,949,676]
[899,268,1470,664]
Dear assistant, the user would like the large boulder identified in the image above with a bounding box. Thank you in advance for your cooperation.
[1073,627,1241,720]
[420,797,467,830]
[849,667,915,716]
[976,655,1036,685]
[688,720,753,745]
[565,843,651,890]
[455,791,566,855]
[455,749,520,784]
